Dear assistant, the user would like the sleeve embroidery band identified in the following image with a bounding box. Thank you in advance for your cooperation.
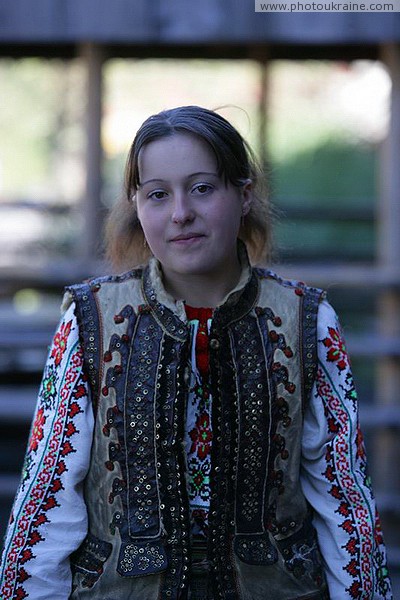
[0,304,93,600]
[301,300,392,600]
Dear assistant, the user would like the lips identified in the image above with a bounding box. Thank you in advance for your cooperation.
[170,232,205,242]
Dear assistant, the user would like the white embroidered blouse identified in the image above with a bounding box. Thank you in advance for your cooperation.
[0,299,392,599]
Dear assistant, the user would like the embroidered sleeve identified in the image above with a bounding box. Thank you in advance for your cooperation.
[300,299,392,600]
[0,303,94,600]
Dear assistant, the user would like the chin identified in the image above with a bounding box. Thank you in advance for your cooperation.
[169,261,210,275]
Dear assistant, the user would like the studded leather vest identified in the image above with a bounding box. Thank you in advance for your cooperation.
[65,255,329,600]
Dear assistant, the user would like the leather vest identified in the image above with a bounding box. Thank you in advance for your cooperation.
[65,257,329,600]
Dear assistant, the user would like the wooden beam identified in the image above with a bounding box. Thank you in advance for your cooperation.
[80,42,105,261]
[0,42,381,61]
[379,44,400,267]
[258,56,269,171]
[375,43,400,496]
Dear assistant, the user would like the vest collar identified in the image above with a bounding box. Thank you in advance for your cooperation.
[141,240,259,337]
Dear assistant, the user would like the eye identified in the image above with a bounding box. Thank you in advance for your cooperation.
[192,183,213,195]
[148,190,168,201]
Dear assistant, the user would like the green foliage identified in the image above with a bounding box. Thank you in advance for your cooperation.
[269,139,378,262]
[270,138,377,207]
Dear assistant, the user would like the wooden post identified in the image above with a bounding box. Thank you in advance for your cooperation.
[258,59,269,171]
[376,43,400,504]
[79,42,105,263]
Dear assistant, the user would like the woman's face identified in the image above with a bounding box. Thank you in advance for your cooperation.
[135,133,252,289]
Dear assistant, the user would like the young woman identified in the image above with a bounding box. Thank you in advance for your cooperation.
[0,106,392,599]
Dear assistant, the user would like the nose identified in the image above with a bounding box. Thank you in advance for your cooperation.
[171,192,195,224]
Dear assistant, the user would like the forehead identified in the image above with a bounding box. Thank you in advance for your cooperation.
[138,133,218,181]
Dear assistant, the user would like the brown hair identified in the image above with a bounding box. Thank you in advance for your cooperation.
[105,105,272,271]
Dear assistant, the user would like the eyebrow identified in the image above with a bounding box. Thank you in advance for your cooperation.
[139,172,219,186]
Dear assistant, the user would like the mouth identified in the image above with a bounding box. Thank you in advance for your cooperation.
[170,233,205,243]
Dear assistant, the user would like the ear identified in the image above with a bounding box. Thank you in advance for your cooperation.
[241,179,253,216]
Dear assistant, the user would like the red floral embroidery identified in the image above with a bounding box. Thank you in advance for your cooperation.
[32,514,47,528]
[19,550,33,565]
[338,501,351,517]
[69,401,82,418]
[323,465,335,482]
[74,384,87,399]
[29,408,46,452]
[348,581,362,598]
[341,519,356,535]
[50,479,63,494]
[27,531,42,547]
[17,568,29,584]
[61,441,74,456]
[42,496,58,512]
[189,412,213,460]
[322,326,348,372]
[345,538,358,556]
[56,460,67,476]
[51,320,72,366]
[15,587,28,600]
[65,422,77,437]
[327,416,340,434]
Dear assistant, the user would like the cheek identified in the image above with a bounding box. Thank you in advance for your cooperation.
[135,201,144,225]
[137,202,154,227]
[214,207,241,234]
[138,207,166,243]
[213,195,242,224]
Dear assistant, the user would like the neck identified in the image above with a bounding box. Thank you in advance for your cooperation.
[162,262,243,308]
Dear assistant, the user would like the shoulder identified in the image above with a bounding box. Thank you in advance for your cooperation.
[60,267,145,321]
[253,267,326,304]
[317,298,339,326]
[63,266,144,304]
[316,298,345,344]
[68,266,143,293]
